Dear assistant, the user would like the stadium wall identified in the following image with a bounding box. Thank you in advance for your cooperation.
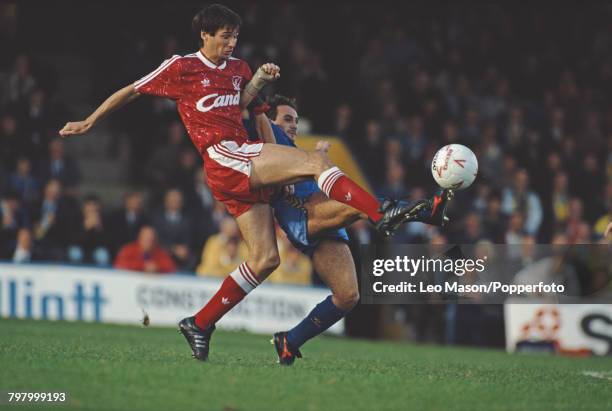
[0,263,344,335]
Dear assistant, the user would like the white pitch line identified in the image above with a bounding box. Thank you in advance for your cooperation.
[582,371,612,381]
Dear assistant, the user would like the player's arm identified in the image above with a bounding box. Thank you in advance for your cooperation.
[59,84,140,137]
[239,63,280,110]
[255,113,276,144]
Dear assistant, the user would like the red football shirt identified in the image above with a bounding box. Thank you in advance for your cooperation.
[134,51,253,152]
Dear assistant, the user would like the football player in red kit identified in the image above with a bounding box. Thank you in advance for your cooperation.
[60,4,451,362]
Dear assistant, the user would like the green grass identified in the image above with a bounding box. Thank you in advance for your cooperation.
[1,319,611,411]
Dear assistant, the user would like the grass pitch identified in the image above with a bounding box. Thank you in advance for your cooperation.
[1,319,611,411]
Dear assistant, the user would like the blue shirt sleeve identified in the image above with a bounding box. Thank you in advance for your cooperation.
[243,118,259,142]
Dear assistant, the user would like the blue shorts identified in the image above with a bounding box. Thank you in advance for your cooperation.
[272,195,349,257]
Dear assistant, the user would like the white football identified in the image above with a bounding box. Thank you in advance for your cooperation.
[431,144,478,190]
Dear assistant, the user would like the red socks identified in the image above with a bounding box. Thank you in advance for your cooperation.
[194,262,260,329]
[194,168,380,331]
[318,167,382,222]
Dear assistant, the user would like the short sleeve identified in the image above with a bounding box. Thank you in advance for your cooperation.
[134,55,182,99]
[240,60,253,85]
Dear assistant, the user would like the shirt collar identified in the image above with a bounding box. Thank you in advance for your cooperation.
[197,50,227,70]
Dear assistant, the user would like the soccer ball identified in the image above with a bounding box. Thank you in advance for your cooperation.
[431,144,478,190]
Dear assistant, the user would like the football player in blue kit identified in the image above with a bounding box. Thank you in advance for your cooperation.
[244,95,452,365]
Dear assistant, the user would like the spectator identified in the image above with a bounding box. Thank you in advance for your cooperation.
[68,195,111,266]
[503,107,526,150]
[0,113,26,170]
[550,172,570,229]
[32,179,79,261]
[2,54,36,106]
[478,123,503,182]
[460,107,481,145]
[501,169,543,237]
[545,107,565,145]
[8,157,40,207]
[10,228,42,263]
[185,168,214,216]
[114,226,176,273]
[498,153,518,190]
[152,189,195,270]
[575,153,606,222]
[593,182,612,239]
[504,212,525,246]
[170,148,200,195]
[385,138,403,164]
[0,191,30,257]
[17,88,58,162]
[145,121,187,193]
[472,183,491,213]
[378,160,408,199]
[459,212,484,243]
[402,115,426,162]
[197,217,247,277]
[108,191,150,255]
[184,168,217,252]
[401,186,431,242]
[572,223,592,244]
[356,119,385,186]
[482,193,505,243]
[38,138,81,189]
[513,234,581,296]
[565,198,586,244]
[441,120,460,145]
[333,103,352,139]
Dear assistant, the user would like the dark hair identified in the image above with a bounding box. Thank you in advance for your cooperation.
[83,194,101,204]
[192,4,242,47]
[267,95,298,121]
[4,190,21,202]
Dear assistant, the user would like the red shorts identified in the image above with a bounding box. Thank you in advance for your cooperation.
[204,140,271,217]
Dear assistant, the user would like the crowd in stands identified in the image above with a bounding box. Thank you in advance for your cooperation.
[0,4,610,294]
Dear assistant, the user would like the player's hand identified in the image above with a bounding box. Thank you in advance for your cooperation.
[255,63,280,83]
[316,140,331,153]
[59,120,93,137]
[605,222,612,239]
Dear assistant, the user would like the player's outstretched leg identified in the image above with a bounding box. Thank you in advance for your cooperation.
[303,189,453,239]
[250,144,424,236]
[272,241,358,365]
[180,204,280,361]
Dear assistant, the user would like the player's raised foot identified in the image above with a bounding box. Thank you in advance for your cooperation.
[374,198,430,236]
[271,332,302,366]
[178,316,216,361]
[408,188,454,227]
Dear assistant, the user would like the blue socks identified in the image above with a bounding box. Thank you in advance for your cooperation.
[286,295,347,348]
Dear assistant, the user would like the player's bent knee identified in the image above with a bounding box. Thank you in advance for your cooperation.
[266,253,281,271]
[334,289,360,311]
[249,251,280,277]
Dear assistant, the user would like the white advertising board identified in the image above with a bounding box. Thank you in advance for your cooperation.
[504,301,612,356]
[0,263,343,335]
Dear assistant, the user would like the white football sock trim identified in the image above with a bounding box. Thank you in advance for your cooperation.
[230,263,258,293]
[317,167,344,196]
